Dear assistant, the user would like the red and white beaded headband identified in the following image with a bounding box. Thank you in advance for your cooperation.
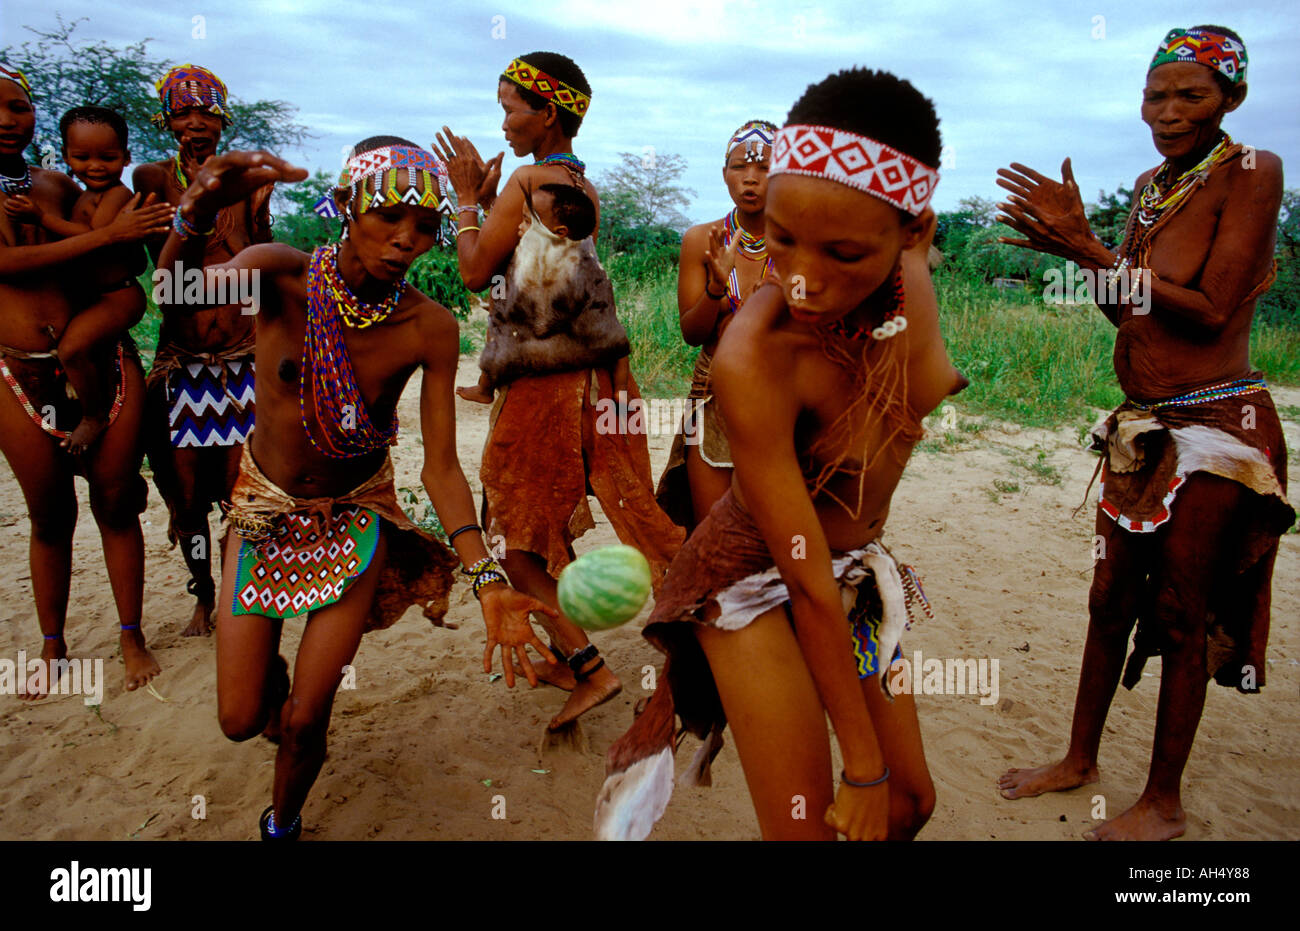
[770,124,939,216]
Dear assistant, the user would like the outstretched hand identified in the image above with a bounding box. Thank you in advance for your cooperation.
[108,192,174,243]
[477,584,559,687]
[995,158,1097,259]
[183,151,307,218]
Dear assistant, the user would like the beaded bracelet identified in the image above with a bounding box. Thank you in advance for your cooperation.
[462,556,503,578]
[841,766,890,788]
[472,569,508,599]
[173,207,215,240]
[457,204,480,214]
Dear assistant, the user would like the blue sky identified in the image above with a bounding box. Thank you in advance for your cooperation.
[4,0,1297,223]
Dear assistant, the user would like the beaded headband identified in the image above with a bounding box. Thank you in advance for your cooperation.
[770,124,939,216]
[0,63,31,101]
[153,64,233,129]
[503,58,590,117]
[1150,28,1247,84]
[726,121,776,163]
[315,145,452,218]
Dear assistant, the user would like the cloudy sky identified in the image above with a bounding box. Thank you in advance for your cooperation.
[4,0,1297,223]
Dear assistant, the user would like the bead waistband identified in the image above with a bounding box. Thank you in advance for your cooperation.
[1131,377,1266,411]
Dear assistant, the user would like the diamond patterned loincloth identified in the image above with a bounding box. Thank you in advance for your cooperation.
[233,505,380,618]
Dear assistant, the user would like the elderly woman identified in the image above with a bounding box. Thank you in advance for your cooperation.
[995,25,1294,840]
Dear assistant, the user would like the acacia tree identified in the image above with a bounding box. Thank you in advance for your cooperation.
[2,14,310,166]
[598,151,696,231]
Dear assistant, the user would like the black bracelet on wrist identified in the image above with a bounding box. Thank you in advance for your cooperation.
[841,766,890,788]
[704,284,724,301]
[446,523,482,545]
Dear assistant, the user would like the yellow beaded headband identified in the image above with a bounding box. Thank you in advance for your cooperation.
[503,58,590,117]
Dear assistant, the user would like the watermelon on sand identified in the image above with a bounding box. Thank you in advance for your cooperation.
[557,545,653,630]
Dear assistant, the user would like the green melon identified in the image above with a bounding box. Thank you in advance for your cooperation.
[557,545,653,630]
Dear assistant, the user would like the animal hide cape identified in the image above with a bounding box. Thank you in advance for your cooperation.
[478,214,629,386]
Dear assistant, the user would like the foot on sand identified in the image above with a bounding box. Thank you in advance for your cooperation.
[120,628,161,692]
[262,655,290,743]
[1084,796,1186,840]
[61,414,108,456]
[182,599,215,637]
[998,758,1098,799]
[548,661,621,730]
[514,655,576,692]
[456,385,494,404]
[19,636,68,701]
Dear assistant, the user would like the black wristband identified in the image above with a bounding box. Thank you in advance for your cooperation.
[704,284,724,301]
[447,523,482,545]
[841,766,890,788]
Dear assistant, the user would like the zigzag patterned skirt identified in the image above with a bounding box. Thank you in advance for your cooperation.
[166,357,255,447]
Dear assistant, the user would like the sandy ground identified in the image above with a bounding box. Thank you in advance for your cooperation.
[0,361,1295,841]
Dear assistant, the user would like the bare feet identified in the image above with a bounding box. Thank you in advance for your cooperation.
[262,655,289,743]
[548,663,621,731]
[1084,796,1186,840]
[18,636,67,701]
[998,758,1098,799]
[120,628,161,692]
[182,599,215,637]
[456,384,494,404]
[62,414,108,456]
[514,656,576,692]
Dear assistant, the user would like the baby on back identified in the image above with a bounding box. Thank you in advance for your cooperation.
[457,182,628,403]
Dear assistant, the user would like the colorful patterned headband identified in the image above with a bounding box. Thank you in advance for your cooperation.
[0,63,32,101]
[503,58,590,118]
[770,124,939,216]
[153,64,233,129]
[726,121,776,163]
[316,145,452,218]
[1150,28,1247,84]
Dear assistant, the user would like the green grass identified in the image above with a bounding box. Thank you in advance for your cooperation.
[613,267,697,398]
[130,254,1300,433]
[932,272,1125,427]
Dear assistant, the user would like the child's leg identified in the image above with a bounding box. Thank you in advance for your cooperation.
[59,284,145,453]
[457,369,495,404]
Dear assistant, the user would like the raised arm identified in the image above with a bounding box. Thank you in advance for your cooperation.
[415,302,557,685]
[156,151,306,315]
[713,296,888,840]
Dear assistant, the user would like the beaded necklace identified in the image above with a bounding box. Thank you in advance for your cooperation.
[822,266,907,342]
[534,152,585,174]
[1115,133,1239,270]
[723,207,768,259]
[0,162,32,195]
[170,150,233,245]
[299,243,402,458]
[534,152,585,188]
[722,208,774,313]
